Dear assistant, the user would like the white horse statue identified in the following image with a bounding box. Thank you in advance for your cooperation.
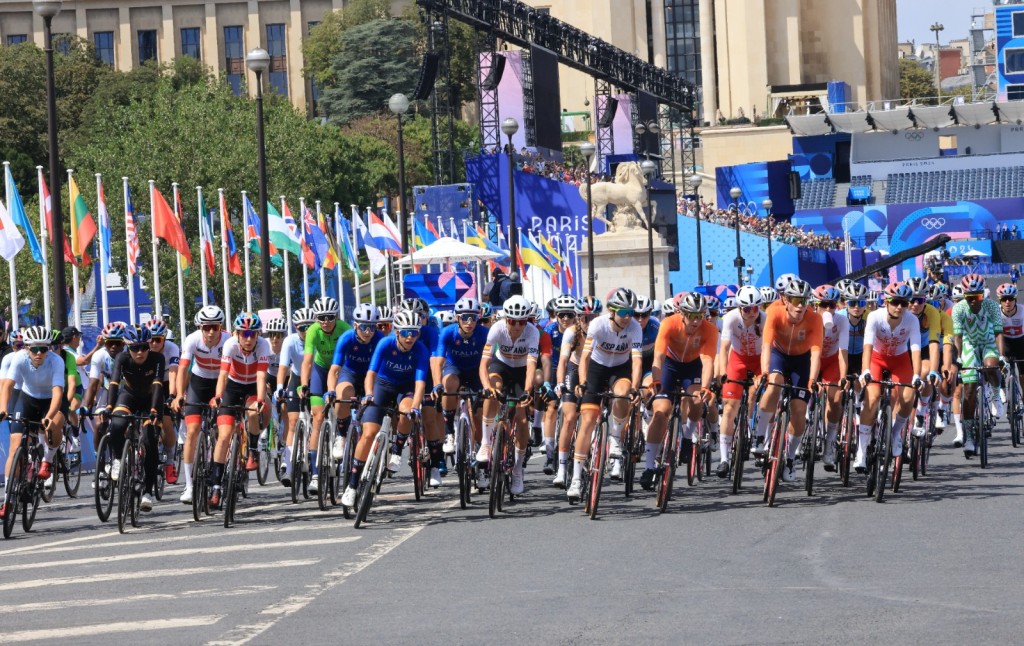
[580,161,649,231]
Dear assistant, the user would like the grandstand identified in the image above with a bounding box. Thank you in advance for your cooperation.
[885,167,1024,204]
[792,178,836,210]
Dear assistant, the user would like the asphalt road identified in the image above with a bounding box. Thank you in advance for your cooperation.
[2,423,1024,645]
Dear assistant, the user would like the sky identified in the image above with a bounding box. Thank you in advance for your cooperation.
[896,0,978,48]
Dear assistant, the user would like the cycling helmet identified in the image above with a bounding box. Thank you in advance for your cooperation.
[437,310,457,326]
[529,303,543,321]
[842,282,870,301]
[677,292,707,314]
[124,325,151,345]
[455,297,481,315]
[145,319,168,338]
[930,283,949,299]
[575,296,603,315]
[706,296,721,312]
[813,285,841,304]
[606,287,638,311]
[552,295,577,315]
[723,296,737,311]
[102,321,128,341]
[502,295,533,320]
[393,310,420,331]
[998,283,1018,298]
[194,305,226,327]
[10,329,22,345]
[233,312,263,331]
[312,297,339,316]
[264,317,288,334]
[884,282,914,301]
[651,299,662,316]
[775,272,798,292]
[545,298,558,318]
[352,303,379,323]
[783,278,812,299]
[635,295,654,315]
[869,290,883,305]
[377,305,394,323]
[479,303,493,319]
[960,273,986,294]
[904,277,929,299]
[292,307,315,326]
[662,299,678,316]
[400,298,429,315]
[952,284,965,301]
[759,286,779,304]
[834,278,853,295]
[735,285,763,307]
[22,325,50,346]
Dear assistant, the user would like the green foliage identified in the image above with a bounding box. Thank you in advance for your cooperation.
[303,0,392,89]
[900,58,937,102]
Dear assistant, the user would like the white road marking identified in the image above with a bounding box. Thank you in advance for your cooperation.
[0,586,275,613]
[0,559,318,592]
[5,537,357,571]
[3,615,224,642]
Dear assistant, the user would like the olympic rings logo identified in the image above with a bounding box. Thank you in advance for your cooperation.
[921,217,946,230]
[905,132,923,141]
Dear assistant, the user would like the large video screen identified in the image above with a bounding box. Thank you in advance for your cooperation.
[530,45,562,153]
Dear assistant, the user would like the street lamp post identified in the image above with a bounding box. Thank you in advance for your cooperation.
[729,187,745,286]
[246,47,272,310]
[705,261,713,285]
[641,159,658,298]
[689,174,704,286]
[389,93,410,254]
[931,22,944,103]
[35,0,66,329]
[762,198,774,286]
[501,118,520,281]
[634,121,661,160]
[580,142,597,298]
[746,266,754,286]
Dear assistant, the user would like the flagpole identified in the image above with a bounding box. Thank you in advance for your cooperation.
[123,177,136,325]
[147,180,162,319]
[365,208,377,308]
[298,197,309,309]
[218,188,232,324]
[281,196,293,322]
[242,190,252,313]
[316,200,327,301]
[3,162,18,331]
[197,186,209,308]
[94,172,110,327]
[172,183,186,339]
[70,169,81,330]
[332,204,344,314]
[38,166,51,329]
[346,204,361,305]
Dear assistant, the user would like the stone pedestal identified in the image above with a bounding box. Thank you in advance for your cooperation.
[582,228,674,301]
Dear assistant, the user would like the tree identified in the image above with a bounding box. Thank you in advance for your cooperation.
[302,0,392,89]
[900,58,937,102]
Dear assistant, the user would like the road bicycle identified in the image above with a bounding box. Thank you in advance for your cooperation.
[353,404,403,529]
[723,373,759,495]
[2,417,48,539]
[761,380,813,508]
[219,403,257,528]
[442,389,481,510]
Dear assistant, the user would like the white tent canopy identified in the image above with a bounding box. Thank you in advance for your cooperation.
[395,236,504,266]
[960,249,989,258]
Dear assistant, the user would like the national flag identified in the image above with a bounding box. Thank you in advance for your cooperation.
[436,217,446,238]
[125,184,140,275]
[221,192,242,276]
[519,231,556,274]
[564,248,575,291]
[41,177,77,266]
[96,179,112,273]
[69,176,97,259]
[302,204,330,272]
[426,217,440,241]
[5,167,41,264]
[468,224,508,258]
[359,208,387,275]
[338,205,361,279]
[199,192,216,276]
[152,186,193,264]
[174,189,190,274]
[538,232,562,286]
[352,206,370,249]
[268,200,302,256]
[244,193,282,266]
[368,209,401,255]
[0,199,26,261]
[413,218,437,250]
[318,207,339,271]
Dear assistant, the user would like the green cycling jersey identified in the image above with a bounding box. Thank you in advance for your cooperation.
[304,320,352,368]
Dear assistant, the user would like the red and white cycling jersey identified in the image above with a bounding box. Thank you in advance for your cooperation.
[864,309,921,358]
[821,313,850,359]
[181,330,230,379]
[484,320,540,368]
[1001,305,1024,339]
[584,316,642,368]
[721,309,765,357]
[219,336,271,385]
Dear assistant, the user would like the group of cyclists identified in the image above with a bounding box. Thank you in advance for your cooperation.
[1,264,1019,531]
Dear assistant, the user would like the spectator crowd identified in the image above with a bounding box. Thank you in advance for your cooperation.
[677,197,846,251]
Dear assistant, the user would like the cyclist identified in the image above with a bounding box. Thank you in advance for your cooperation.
[952,273,1004,457]
[99,325,166,511]
[0,330,24,441]
[706,295,723,331]
[553,296,601,486]
[528,303,555,451]
[759,286,779,312]
[715,286,764,479]
[299,297,351,494]
[144,320,181,484]
[754,278,822,483]
[538,295,577,474]
[51,330,80,434]
[997,283,1024,419]
[326,303,382,470]
[174,306,229,504]
[433,297,487,467]
[929,283,956,427]
[0,326,66,507]
[209,312,270,508]
[477,295,540,496]
[340,310,429,507]
[82,322,128,453]
[261,316,288,468]
[567,288,642,502]
[824,282,869,469]
[479,303,494,328]
[857,283,922,472]
[904,278,943,438]
[276,307,313,487]
[813,285,848,471]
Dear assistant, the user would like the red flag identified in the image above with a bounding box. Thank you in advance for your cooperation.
[40,178,77,267]
[564,255,574,291]
[220,192,243,276]
[152,186,192,263]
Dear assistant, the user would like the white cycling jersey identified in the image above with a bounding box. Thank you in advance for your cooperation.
[1001,304,1024,339]
[181,330,229,380]
[721,309,765,357]
[1,350,22,388]
[158,340,181,376]
[279,333,304,378]
[864,308,921,357]
[220,336,272,386]
[484,319,540,368]
[821,312,850,358]
[560,327,584,366]
[583,315,642,368]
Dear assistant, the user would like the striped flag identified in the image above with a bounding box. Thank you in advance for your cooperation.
[318,206,338,271]
[337,205,361,279]
[174,188,190,274]
[96,178,112,273]
[125,184,140,276]
[220,191,242,276]
[199,191,216,276]
[41,176,77,267]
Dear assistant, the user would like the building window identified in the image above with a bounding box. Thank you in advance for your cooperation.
[664,0,701,88]
[138,29,157,64]
[307,21,321,114]
[94,31,114,65]
[267,23,288,97]
[1014,12,1024,38]
[6,34,27,45]
[1006,47,1024,74]
[224,25,244,96]
[1008,84,1024,101]
[54,33,72,55]
[181,27,200,59]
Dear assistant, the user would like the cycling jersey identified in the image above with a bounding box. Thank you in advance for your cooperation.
[418,321,441,354]
[763,306,823,356]
[821,314,850,359]
[584,316,642,368]
[537,327,553,358]
[60,347,77,392]
[560,327,584,366]
[640,318,660,366]
[916,304,942,346]
[720,309,765,357]
[279,333,304,378]
[331,328,384,375]
[939,310,954,346]
[484,320,540,368]
[655,316,718,364]
[952,299,1003,347]
[220,336,272,386]
[158,340,181,369]
[1001,304,1024,340]
[88,348,121,404]
[0,350,21,387]
[434,324,488,373]
[181,330,230,380]
[6,351,64,400]
[836,311,866,355]
[544,320,566,367]
[863,309,922,357]
[107,351,165,410]
[368,335,430,385]
[304,321,351,368]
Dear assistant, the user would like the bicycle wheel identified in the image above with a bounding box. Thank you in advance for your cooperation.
[657,416,679,513]
[874,405,892,503]
[40,447,56,503]
[117,440,134,534]
[804,432,816,497]
[1010,371,1021,448]
[840,395,855,487]
[290,419,306,504]
[588,418,609,520]
[488,419,505,518]
[22,472,41,533]
[623,411,637,496]
[978,389,989,469]
[411,423,426,502]
[154,453,166,502]
[94,433,115,522]
[192,431,209,522]
[456,415,471,510]
[129,445,143,528]
[271,423,282,484]
[686,422,698,487]
[731,397,749,495]
[910,432,922,481]
[892,426,905,493]
[765,408,788,508]
[316,421,333,511]
[224,433,240,528]
[340,422,357,519]
[64,442,82,498]
[2,447,24,538]
[354,429,387,529]
[257,432,271,486]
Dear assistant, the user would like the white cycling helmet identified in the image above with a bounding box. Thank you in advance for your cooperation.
[194,305,226,327]
[783,278,813,299]
[775,273,798,292]
[437,310,457,326]
[377,305,394,323]
[454,297,481,315]
[23,325,50,346]
[635,295,654,315]
[312,297,339,317]
[264,317,288,334]
[352,303,379,324]
[393,310,420,330]
[723,296,737,311]
[502,295,532,320]
[735,285,763,307]
[607,287,638,311]
[677,292,707,314]
[292,307,315,326]
[759,286,778,304]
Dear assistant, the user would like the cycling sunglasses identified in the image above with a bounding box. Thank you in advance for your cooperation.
[28,345,49,355]
[557,312,576,319]
[847,299,867,308]
[105,340,125,348]
[614,308,635,318]
[459,314,479,322]
[818,301,837,309]
[965,293,984,302]
[910,298,926,306]
[317,315,337,322]
[265,332,285,340]
[1000,296,1017,302]
[635,312,651,319]
[297,324,312,333]
[683,312,704,321]
[376,323,392,332]
[887,299,910,308]
[787,296,808,306]
[355,323,375,332]
[239,330,259,339]
[150,336,166,343]
[741,305,759,314]
[128,343,149,352]
[201,324,222,333]
[507,319,527,327]
[398,329,421,338]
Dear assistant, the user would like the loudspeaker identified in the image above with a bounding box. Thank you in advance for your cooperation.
[481,54,506,91]
[597,97,618,128]
[788,171,802,200]
[412,52,440,101]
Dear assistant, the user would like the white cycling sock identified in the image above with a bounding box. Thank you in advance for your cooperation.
[892,414,909,443]
[532,410,542,429]
[683,418,697,441]
[754,412,772,440]
[283,445,293,466]
[44,445,56,462]
[480,418,495,449]
[645,442,659,469]
[514,448,526,470]
[826,422,839,444]
[610,414,625,439]
[858,429,871,454]
[558,450,569,465]
[572,455,585,481]
[785,434,800,460]
[184,463,193,487]
[719,434,733,460]
[953,413,963,435]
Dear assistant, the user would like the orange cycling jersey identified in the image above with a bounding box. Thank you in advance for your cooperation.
[763,305,823,355]
[654,316,719,364]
